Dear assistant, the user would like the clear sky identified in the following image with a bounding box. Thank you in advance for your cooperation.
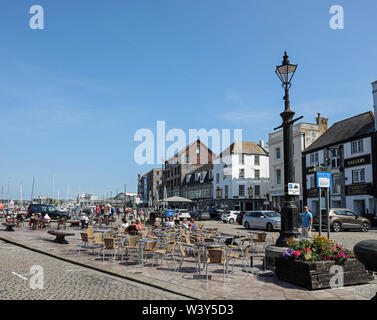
[1,0,376,199]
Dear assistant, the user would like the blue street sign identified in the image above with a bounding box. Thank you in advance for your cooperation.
[316,172,332,188]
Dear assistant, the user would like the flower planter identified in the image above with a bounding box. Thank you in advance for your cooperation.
[275,257,374,290]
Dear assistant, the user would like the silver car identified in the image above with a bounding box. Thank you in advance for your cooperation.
[242,211,281,231]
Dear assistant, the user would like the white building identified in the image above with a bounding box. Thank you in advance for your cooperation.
[268,113,328,212]
[213,141,269,211]
[303,108,376,216]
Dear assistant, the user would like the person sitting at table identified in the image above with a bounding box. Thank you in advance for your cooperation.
[135,219,144,231]
[174,216,180,227]
[80,214,89,229]
[37,213,45,229]
[16,212,24,227]
[122,218,129,231]
[153,218,161,227]
[182,219,190,232]
[44,213,51,223]
[189,218,198,232]
[126,220,138,234]
[164,216,175,229]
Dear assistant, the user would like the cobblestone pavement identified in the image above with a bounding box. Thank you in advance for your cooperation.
[0,240,187,300]
[1,218,376,300]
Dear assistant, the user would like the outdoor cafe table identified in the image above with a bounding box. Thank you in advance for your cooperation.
[47,230,75,244]
[136,238,157,266]
[2,222,16,231]
[194,242,226,277]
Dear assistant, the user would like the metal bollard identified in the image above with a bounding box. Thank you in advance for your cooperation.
[250,256,253,268]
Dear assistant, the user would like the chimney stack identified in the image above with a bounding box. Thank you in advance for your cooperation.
[259,140,264,148]
[316,112,328,133]
[372,81,377,130]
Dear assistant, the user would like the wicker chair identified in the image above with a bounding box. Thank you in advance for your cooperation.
[92,233,104,256]
[176,243,199,273]
[122,235,139,259]
[253,233,267,253]
[228,244,253,275]
[205,248,228,284]
[152,241,177,269]
[79,232,95,254]
[102,238,120,263]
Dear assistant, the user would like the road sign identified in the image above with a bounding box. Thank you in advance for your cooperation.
[316,172,332,188]
[288,183,300,195]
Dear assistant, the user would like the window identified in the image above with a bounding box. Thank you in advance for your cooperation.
[186,175,191,183]
[239,185,245,197]
[331,158,339,168]
[255,169,260,179]
[331,149,339,157]
[276,148,281,160]
[255,185,260,197]
[276,169,281,185]
[352,169,365,183]
[310,152,319,164]
[216,173,219,183]
[239,169,245,179]
[186,155,190,163]
[209,170,213,179]
[196,146,200,154]
[239,154,245,165]
[225,185,228,198]
[310,176,315,189]
[332,173,341,194]
[200,172,204,181]
[351,140,364,154]
[254,155,260,165]
[156,171,159,176]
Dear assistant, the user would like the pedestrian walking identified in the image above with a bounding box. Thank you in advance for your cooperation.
[300,205,313,238]
[96,205,100,215]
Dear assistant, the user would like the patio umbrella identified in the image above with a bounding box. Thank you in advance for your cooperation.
[162,196,193,203]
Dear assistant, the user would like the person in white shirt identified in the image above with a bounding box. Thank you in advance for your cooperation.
[44,213,51,223]
[164,216,175,229]
[182,219,190,231]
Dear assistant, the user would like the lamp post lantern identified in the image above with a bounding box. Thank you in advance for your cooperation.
[274,51,303,247]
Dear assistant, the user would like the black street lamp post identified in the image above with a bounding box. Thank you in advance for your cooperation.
[274,51,303,247]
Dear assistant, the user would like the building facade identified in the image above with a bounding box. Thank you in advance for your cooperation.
[303,109,376,216]
[181,163,213,209]
[268,113,328,213]
[162,139,215,198]
[213,141,269,211]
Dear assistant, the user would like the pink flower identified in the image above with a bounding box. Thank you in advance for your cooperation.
[305,248,311,252]
[293,250,301,258]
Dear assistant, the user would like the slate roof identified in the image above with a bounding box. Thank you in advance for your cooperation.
[304,111,375,153]
[215,141,268,160]
[182,164,213,186]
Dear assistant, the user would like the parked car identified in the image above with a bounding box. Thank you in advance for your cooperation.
[190,209,211,221]
[208,208,223,220]
[236,212,246,225]
[221,211,240,224]
[242,211,281,231]
[27,204,71,220]
[175,209,191,221]
[312,208,371,232]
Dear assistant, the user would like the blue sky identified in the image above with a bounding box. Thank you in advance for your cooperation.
[1,0,376,199]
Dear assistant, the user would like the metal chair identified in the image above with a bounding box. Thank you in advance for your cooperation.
[205,248,228,284]
[102,237,120,263]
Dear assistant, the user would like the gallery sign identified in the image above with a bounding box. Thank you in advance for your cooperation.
[344,154,371,168]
